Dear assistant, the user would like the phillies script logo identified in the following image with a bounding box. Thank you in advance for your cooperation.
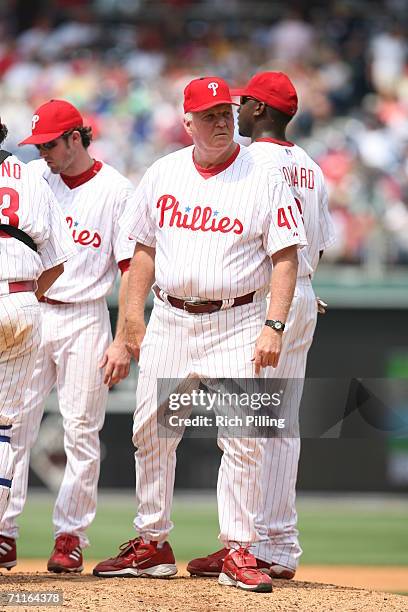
[66,216,101,248]
[157,194,243,234]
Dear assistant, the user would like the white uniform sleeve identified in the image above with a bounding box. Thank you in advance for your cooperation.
[36,183,77,270]
[118,168,156,248]
[112,181,138,263]
[27,158,48,179]
[263,176,308,256]
[318,178,336,251]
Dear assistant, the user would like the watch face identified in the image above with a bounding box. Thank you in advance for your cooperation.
[274,321,283,330]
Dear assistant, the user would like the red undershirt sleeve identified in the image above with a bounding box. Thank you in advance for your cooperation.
[118,258,131,275]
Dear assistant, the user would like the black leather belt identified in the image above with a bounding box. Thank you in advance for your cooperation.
[153,284,256,314]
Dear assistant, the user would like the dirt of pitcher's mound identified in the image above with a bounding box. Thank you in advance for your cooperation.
[1,563,408,612]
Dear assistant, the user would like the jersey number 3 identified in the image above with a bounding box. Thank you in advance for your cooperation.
[0,187,20,227]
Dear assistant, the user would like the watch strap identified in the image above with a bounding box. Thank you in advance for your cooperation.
[265,319,285,331]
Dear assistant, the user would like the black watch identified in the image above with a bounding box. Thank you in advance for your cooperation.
[265,319,285,332]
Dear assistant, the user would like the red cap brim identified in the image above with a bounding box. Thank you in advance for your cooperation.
[230,88,247,97]
[18,130,65,146]
[185,99,239,113]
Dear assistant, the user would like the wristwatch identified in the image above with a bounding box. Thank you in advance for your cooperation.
[265,319,285,332]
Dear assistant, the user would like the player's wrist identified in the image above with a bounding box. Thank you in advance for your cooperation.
[265,319,285,332]
[125,309,145,323]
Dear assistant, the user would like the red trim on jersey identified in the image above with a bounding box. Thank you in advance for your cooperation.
[193,145,240,179]
[255,137,294,147]
[61,160,103,189]
[118,259,131,275]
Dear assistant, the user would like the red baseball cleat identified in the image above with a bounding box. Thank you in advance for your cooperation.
[218,548,273,592]
[93,537,178,578]
[270,563,296,579]
[187,546,271,577]
[0,535,16,570]
[47,533,83,573]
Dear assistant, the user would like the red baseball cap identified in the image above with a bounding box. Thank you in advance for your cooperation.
[231,72,298,117]
[19,99,83,145]
[183,76,237,113]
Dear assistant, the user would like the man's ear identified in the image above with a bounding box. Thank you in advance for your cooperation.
[71,130,82,144]
[253,101,266,117]
[183,116,193,136]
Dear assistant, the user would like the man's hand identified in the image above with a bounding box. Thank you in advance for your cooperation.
[252,326,283,374]
[125,317,146,362]
[316,296,328,314]
[99,340,131,387]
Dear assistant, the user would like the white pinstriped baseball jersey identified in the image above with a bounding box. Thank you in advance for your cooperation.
[0,153,74,534]
[120,144,307,300]
[0,155,76,282]
[119,139,307,554]
[247,140,336,277]
[245,138,335,571]
[0,156,135,548]
[27,159,136,302]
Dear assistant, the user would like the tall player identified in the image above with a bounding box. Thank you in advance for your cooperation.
[0,100,136,573]
[93,76,307,593]
[0,118,75,548]
[187,72,336,578]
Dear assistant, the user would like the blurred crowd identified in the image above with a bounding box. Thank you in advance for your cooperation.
[1,0,408,267]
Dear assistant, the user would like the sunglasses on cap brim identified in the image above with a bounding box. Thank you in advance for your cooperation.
[240,96,260,105]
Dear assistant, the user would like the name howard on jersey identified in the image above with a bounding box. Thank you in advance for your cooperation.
[281,165,315,189]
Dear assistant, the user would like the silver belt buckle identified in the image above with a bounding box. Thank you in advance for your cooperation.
[183,297,212,313]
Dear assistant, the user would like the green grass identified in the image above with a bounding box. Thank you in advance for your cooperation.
[298,510,408,565]
[17,494,408,566]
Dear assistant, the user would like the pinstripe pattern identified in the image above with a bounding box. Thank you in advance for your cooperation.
[0,292,41,521]
[0,156,76,280]
[123,145,306,548]
[2,299,110,546]
[133,297,268,546]
[251,278,317,569]
[246,142,336,277]
[0,157,135,548]
[0,153,74,528]
[28,159,135,302]
[245,140,335,570]
[120,145,306,300]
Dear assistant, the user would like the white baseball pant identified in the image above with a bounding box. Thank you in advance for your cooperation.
[251,277,317,570]
[133,295,268,547]
[0,292,41,521]
[1,298,111,547]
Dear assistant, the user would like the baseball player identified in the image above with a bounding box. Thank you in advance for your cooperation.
[187,72,336,579]
[0,118,76,561]
[0,100,136,573]
[93,76,307,593]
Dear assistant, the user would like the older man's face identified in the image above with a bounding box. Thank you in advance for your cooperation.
[185,104,234,152]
